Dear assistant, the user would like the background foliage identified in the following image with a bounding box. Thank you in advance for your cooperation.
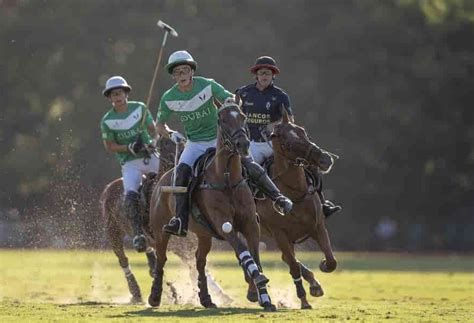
[1,0,473,250]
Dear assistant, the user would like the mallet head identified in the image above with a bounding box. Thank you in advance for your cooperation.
[157,20,178,37]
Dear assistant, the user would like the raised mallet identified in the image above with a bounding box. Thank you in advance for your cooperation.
[141,20,178,129]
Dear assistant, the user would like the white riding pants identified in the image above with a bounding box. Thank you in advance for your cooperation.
[179,139,217,168]
[121,154,160,194]
[249,141,273,165]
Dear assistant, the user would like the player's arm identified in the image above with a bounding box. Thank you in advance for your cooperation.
[103,140,129,153]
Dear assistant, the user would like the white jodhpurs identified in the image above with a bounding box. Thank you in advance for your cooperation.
[121,154,160,194]
[178,139,217,168]
[249,141,273,165]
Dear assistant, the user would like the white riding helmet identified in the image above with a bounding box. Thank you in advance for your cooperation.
[165,50,197,74]
[102,76,132,97]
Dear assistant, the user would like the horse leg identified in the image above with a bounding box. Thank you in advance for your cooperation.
[274,231,312,309]
[240,219,260,303]
[148,232,170,307]
[145,247,157,278]
[225,231,276,312]
[106,220,142,303]
[311,219,337,273]
[195,235,217,308]
[299,261,324,297]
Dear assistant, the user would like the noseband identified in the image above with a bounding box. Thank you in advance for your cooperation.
[276,135,322,167]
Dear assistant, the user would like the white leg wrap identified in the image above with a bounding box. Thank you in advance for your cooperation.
[247,263,259,276]
[146,247,154,253]
[293,277,302,282]
[238,251,251,261]
[242,258,253,266]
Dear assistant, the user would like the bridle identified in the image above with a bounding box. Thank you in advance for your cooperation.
[217,103,249,154]
[274,132,323,168]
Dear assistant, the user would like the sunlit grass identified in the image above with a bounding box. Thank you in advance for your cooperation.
[0,249,473,322]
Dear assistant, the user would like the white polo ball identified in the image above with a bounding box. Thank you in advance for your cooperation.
[222,222,233,233]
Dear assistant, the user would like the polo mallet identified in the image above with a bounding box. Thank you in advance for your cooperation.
[150,22,187,194]
[140,20,178,130]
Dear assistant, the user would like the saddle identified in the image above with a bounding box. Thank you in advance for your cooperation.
[187,148,225,240]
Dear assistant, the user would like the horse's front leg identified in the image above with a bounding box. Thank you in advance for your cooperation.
[273,229,312,309]
[148,231,170,307]
[311,218,337,273]
[195,235,217,308]
[240,214,261,303]
[145,247,157,277]
[223,229,276,312]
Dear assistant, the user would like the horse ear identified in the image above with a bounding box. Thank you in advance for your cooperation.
[281,104,289,124]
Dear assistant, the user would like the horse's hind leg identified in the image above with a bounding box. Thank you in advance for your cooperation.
[299,261,324,297]
[148,232,170,307]
[311,219,337,273]
[106,220,142,303]
[274,231,312,309]
[195,235,217,308]
[224,231,276,312]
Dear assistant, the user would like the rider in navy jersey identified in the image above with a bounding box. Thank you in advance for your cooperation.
[236,56,341,218]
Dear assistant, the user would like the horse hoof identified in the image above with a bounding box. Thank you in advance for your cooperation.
[254,273,270,288]
[310,284,324,297]
[200,295,218,309]
[203,301,217,309]
[130,296,143,304]
[302,303,312,310]
[148,294,161,308]
[263,303,277,312]
[319,259,336,273]
[247,290,259,303]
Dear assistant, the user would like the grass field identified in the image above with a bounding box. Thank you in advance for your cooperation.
[0,249,473,322]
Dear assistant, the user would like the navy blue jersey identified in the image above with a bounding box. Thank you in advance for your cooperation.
[235,83,293,142]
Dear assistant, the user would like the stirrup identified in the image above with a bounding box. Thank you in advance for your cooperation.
[272,196,293,216]
[163,217,187,237]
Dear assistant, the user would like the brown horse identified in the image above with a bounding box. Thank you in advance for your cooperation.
[249,111,338,309]
[148,101,277,311]
[100,137,186,303]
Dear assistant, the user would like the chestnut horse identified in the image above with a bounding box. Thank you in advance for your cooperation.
[251,111,338,309]
[148,101,277,311]
[100,137,187,303]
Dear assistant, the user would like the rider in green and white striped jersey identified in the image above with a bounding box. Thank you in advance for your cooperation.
[100,76,158,252]
[156,50,293,237]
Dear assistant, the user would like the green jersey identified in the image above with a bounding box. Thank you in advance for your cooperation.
[157,76,233,141]
[100,101,154,165]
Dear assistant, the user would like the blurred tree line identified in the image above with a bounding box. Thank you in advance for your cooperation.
[1,0,473,250]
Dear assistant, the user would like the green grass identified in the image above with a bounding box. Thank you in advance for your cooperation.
[0,249,473,322]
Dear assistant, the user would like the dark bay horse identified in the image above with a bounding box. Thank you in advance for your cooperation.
[100,137,189,303]
[148,101,277,311]
[251,111,338,309]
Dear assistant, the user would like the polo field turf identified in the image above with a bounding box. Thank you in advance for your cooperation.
[1,249,472,322]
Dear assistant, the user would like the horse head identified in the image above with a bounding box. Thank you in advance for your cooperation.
[217,98,250,156]
[271,110,334,173]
